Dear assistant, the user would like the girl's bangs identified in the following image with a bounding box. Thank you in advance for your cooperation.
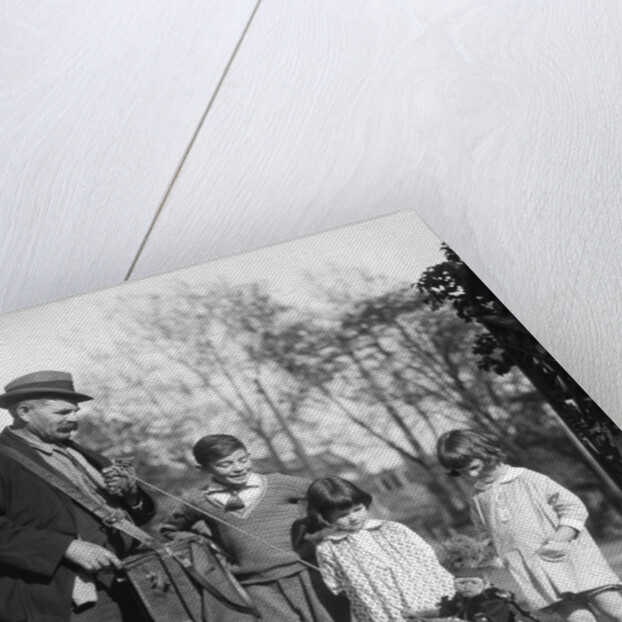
[324,495,359,514]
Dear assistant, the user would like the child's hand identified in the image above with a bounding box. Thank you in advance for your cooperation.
[549,525,579,543]
[537,539,571,561]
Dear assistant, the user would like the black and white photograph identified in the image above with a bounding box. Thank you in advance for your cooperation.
[1,212,621,622]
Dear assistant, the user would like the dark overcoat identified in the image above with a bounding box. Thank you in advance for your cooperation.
[0,428,155,622]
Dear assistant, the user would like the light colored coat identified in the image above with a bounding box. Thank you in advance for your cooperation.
[471,465,621,609]
[316,520,454,622]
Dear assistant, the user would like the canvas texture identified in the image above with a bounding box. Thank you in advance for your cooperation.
[1,213,621,622]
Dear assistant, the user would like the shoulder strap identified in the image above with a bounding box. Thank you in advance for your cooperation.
[0,445,156,547]
[0,446,260,618]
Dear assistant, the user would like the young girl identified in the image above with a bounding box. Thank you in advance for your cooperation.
[161,434,346,621]
[306,476,454,622]
[436,429,622,622]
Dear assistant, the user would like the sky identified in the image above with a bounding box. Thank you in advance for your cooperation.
[0,211,445,431]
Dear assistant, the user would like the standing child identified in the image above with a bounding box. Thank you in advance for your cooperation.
[307,476,454,622]
[436,429,622,622]
[161,434,346,621]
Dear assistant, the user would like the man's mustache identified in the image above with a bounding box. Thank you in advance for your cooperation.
[59,424,79,432]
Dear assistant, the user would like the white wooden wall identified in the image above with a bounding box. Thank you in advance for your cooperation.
[1,0,622,421]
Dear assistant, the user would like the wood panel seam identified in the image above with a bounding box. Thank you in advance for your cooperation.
[123,0,265,281]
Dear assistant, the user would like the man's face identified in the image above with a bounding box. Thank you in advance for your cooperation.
[205,449,252,488]
[16,398,80,443]
[455,576,488,597]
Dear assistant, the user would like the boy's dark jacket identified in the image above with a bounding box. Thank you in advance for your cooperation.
[0,428,155,622]
[438,587,518,622]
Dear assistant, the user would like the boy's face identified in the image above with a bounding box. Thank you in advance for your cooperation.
[455,576,488,597]
[204,449,252,488]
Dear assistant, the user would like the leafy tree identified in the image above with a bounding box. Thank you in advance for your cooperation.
[417,244,622,494]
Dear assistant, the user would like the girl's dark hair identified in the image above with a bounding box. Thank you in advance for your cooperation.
[436,429,506,475]
[307,477,373,523]
[193,434,247,467]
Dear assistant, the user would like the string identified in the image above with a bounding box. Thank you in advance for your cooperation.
[132,474,422,579]
[124,473,462,583]
[132,474,323,574]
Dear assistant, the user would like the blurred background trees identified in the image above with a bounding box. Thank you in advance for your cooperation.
[73,254,622,543]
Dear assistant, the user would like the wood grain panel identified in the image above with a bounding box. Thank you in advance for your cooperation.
[0,0,256,312]
[132,0,622,421]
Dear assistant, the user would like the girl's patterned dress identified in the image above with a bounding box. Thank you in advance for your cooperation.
[315,519,454,622]
[471,466,621,610]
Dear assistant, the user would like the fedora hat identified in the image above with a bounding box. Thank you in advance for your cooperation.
[0,371,93,409]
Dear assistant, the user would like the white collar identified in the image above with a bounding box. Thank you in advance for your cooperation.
[320,519,385,542]
[204,472,262,494]
[474,466,525,490]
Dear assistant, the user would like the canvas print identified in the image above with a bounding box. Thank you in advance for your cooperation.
[1,211,621,622]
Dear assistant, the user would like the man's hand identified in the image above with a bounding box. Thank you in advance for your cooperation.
[64,540,123,573]
[102,463,138,499]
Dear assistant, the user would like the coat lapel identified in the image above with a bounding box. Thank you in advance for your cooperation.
[0,428,82,517]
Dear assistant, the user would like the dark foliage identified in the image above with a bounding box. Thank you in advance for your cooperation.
[417,244,622,492]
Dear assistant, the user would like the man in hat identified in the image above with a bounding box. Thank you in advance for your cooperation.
[0,371,156,622]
